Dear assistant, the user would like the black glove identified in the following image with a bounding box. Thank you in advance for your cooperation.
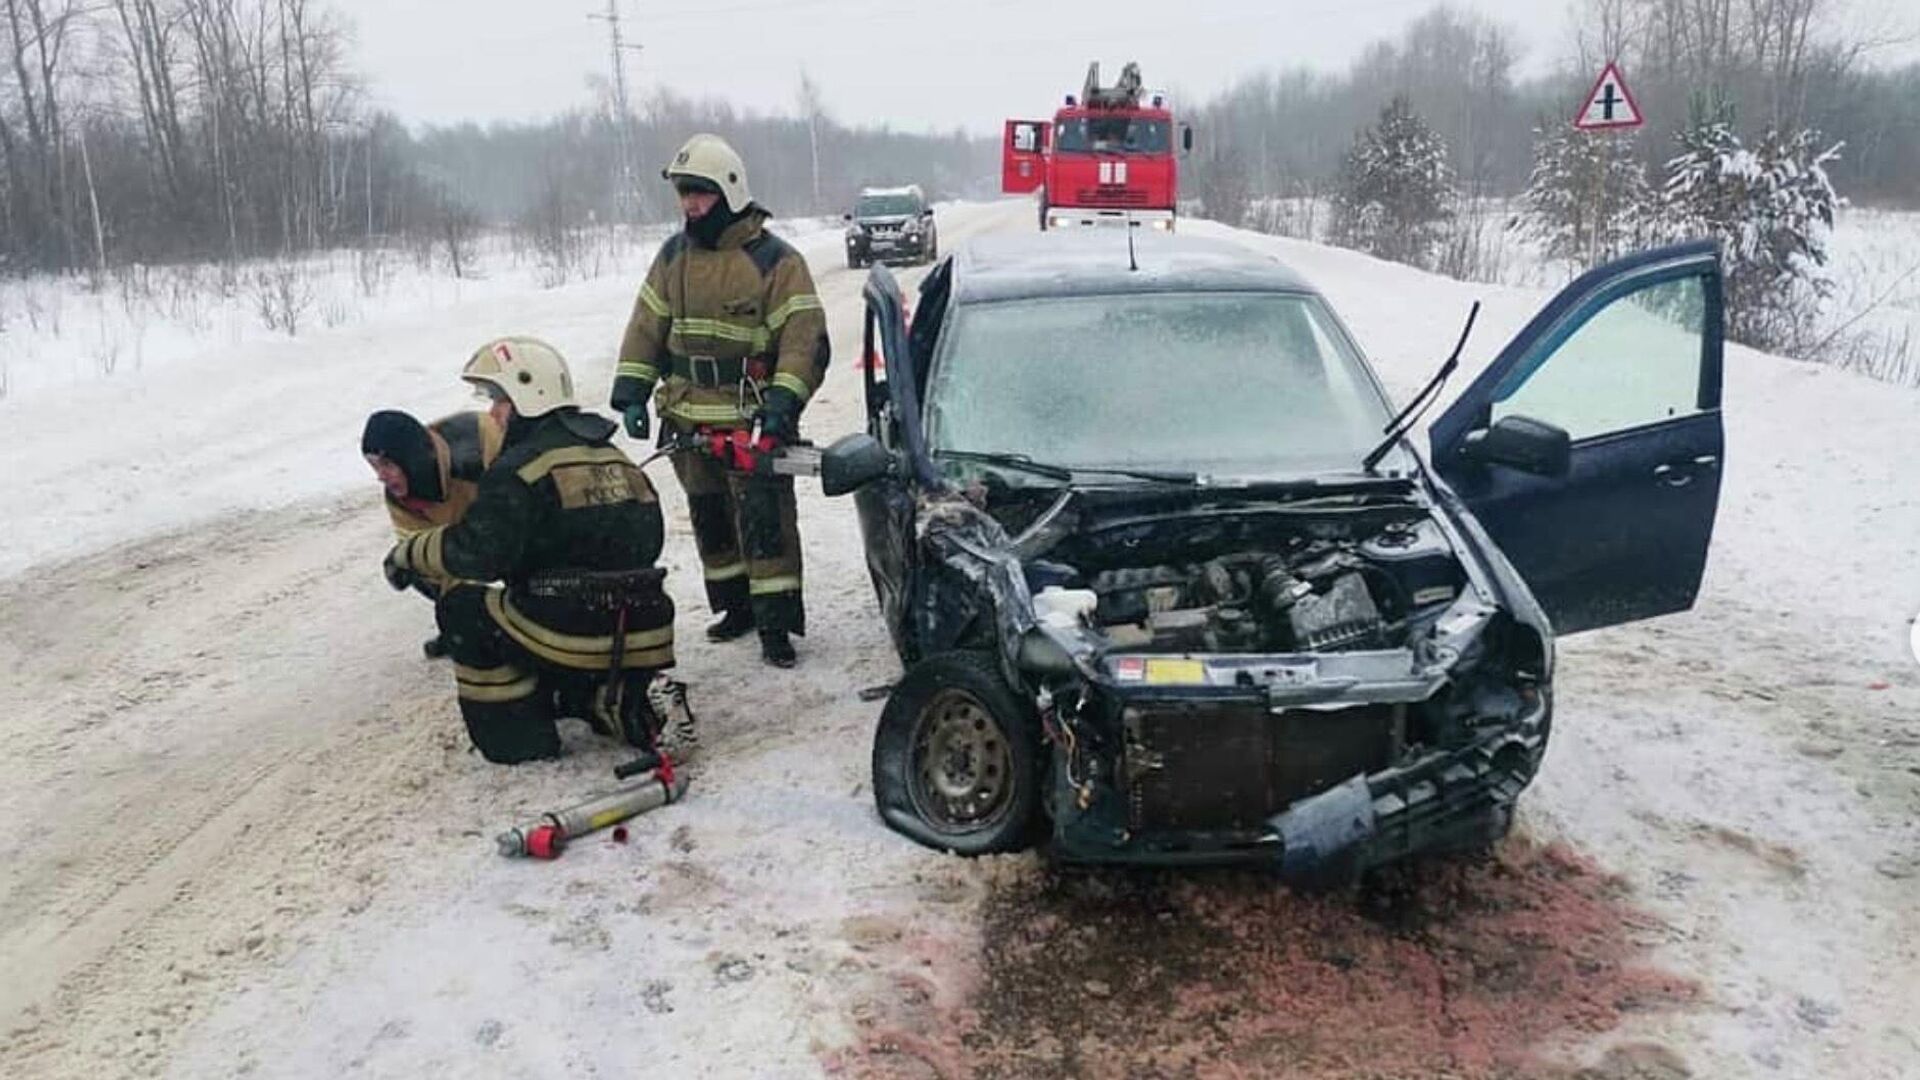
[755,385,802,445]
[622,401,651,440]
[383,548,415,592]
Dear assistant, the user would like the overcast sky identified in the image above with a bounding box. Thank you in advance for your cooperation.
[336,0,1916,137]
[336,0,1592,135]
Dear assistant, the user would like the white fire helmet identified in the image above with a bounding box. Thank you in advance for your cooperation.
[663,133,753,215]
[462,336,576,418]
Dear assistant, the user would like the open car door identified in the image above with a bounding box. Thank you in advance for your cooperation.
[857,266,936,660]
[1002,119,1048,195]
[1430,241,1724,635]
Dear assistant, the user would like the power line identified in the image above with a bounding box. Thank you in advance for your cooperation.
[589,0,650,220]
[640,0,1027,25]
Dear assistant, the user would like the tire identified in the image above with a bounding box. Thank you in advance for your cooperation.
[872,650,1042,856]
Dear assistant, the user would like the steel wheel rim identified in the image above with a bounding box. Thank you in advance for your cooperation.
[908,688,1013,833]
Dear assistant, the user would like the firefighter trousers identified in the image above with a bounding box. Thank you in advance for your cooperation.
[435,583,676,764]
[667,427,805,635]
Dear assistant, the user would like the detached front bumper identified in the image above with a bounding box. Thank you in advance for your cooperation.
[1044,682,1550,880]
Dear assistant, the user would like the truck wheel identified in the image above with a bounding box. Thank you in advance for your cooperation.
[872,650,1042,856]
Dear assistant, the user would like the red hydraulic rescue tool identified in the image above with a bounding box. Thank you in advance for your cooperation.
[690,423,823,477]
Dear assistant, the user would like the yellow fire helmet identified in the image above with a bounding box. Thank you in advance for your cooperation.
[462,336,576,418]
[663,133,753,215]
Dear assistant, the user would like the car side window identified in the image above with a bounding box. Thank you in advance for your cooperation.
[1491,274,1707,442]
[909,261,952,388]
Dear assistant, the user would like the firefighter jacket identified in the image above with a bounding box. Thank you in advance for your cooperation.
[384,411,505,536]
[611,207,830,430]
[387,410,672,670]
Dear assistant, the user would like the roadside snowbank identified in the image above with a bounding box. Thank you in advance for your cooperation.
[0,217,839,581]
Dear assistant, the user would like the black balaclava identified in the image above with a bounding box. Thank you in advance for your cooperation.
[681,178,747,249]
[361,410,442,502]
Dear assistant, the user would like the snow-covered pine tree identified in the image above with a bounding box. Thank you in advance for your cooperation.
[1663,115,1843,351]
[1330,96,1455,270]
[1517,123,1654,268]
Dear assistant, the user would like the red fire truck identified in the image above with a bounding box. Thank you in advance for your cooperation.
[1002,62,1191,231]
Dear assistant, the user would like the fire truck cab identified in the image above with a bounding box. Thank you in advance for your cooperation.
[1003,62,1191,231]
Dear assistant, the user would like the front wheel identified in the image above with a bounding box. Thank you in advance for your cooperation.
[872,650,1042,855]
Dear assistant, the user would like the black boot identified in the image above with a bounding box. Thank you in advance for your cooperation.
[459,693,561,765]
[706,607,755,643]
[759,628,796,668]
[552,683,611,736]
[422,634,450,660]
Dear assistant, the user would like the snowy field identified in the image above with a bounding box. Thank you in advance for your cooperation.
[0,215,842,581]
[2,199,1916,1079]
[1243,195,1920,385]
[1819,206,1920,382]
[0,216,845,407]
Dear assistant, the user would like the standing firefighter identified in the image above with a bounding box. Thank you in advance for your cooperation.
[611,133,829,669]
[384,337,676,764]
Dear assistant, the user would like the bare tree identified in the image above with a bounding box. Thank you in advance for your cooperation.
[796,67,826,213]
[3,0,80,267]
[111,0,189,206]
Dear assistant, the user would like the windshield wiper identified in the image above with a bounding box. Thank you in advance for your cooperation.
[1363,300,1480,474]
[1199,474,1415,500]
[1071,463,1199,483]
[936,450,1074,481]
[936,450,1196,485]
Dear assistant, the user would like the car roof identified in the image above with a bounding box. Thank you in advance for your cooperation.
[949,231,1320,304]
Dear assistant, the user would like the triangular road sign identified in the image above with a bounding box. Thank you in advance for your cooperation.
[1574,61,1643,130]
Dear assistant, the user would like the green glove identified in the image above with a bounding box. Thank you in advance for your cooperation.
[755,385,801,445]
[622,402,651,440]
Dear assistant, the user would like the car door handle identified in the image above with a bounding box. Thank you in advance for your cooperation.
[1652,463,1694,487]
[1691,455,1719,469]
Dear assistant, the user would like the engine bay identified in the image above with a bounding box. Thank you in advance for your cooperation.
[1023,514,1467,656]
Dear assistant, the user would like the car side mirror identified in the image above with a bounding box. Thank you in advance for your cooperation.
[1460,415,1570,478]
[1181,125,1194,153]
[819,432,891,496]
[842,213,853,222]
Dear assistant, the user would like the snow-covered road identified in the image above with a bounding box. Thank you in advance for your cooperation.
[1,202,1914,1079]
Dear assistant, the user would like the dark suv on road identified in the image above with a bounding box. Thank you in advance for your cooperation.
[845,185,937,268]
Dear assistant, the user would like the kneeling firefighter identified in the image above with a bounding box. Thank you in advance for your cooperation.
[383,337,676,764]
[610,133,829,669]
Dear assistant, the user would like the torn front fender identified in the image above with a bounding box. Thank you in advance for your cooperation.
[913,492,1039,687]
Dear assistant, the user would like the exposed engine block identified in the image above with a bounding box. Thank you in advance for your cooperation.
[1087,549,1388,653]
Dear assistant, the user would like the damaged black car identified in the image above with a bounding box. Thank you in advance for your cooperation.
[819,232,1725,881]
